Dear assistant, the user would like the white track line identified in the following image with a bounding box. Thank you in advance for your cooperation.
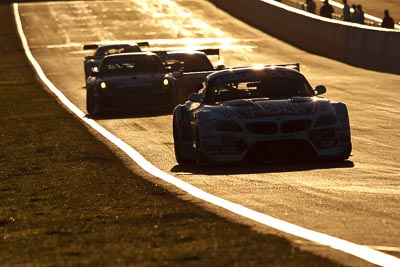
[13,3,400,267]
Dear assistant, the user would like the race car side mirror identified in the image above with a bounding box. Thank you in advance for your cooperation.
[172,71,183,79]
[315,85,326,95]
[216,64,225,70]
[90,67,100,77]
[189,93,201,103]
[165,66,172,73]
[91,71,99,77]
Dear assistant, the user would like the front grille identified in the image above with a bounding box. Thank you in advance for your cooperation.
[244,139,317,162]
[247,119,311,135]
[309,127,336,140]
[246,122,278,135]
[281,119,312,133]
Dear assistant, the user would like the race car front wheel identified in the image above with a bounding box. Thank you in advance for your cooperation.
[173,116,190,165]
[86,90,102,116]
[332,143,352,162]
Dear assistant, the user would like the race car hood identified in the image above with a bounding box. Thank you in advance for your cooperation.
[100,73,166,89]
[209,97,329,119]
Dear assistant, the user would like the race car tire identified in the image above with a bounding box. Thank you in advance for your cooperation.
[333,143,352,161]
[86,89,94,114]
[173,115,190,165]
[86,89,102,116]
[321,143,352,162]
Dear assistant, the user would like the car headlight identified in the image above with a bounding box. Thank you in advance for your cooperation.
[212,120,242,132]
[100,81,107,92]
[162,77,174,90]
[314,113,337,127]
[163,78,169,87]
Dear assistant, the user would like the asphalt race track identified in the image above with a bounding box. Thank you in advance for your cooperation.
[16,1,400,266]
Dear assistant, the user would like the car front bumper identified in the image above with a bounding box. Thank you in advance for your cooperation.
[196,124,351,163]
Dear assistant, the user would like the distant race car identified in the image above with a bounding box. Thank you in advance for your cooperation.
[83,42,149,80]
[156,49,222,72]
[172,64,352,165]
[155,49,224,103]
[86,52,176,115]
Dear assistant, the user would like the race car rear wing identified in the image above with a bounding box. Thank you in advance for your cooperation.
[153,48,220,59]
[198,48,220,57]
[276,63,300,71]
[83,41,150,50]
[230,63,300,72]
[83,44,100,50]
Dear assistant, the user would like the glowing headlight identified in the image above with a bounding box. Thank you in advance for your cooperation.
[100,82,107,91]
[314,113,337,127]
[163,78,170,87]
[212,120,242,132]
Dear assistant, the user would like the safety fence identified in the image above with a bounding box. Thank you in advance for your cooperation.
[208,0,400,74]
[279,0,383,27]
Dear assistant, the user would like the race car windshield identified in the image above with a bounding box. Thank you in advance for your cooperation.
[100,55,165,76]
[206,74,314,103]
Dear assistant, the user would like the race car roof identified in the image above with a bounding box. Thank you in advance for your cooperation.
[206,64,302,81]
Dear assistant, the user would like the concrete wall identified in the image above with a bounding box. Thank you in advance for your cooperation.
[208,0,400,74]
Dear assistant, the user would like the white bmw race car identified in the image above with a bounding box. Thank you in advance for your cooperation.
[172,65,352,165]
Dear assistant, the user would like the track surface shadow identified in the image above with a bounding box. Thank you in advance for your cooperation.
[85,106,174,120]
[171,159,355,175]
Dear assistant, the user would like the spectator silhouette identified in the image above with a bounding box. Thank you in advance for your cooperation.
[342,0,351,22]
[381,9,395,29]
[353,5,365,24]
[351,4,357,22]
[358,5,365,24]
[306,0,316,14]
[320,0,334,19]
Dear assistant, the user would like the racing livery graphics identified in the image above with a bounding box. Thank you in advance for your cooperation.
[172,65,352,165]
